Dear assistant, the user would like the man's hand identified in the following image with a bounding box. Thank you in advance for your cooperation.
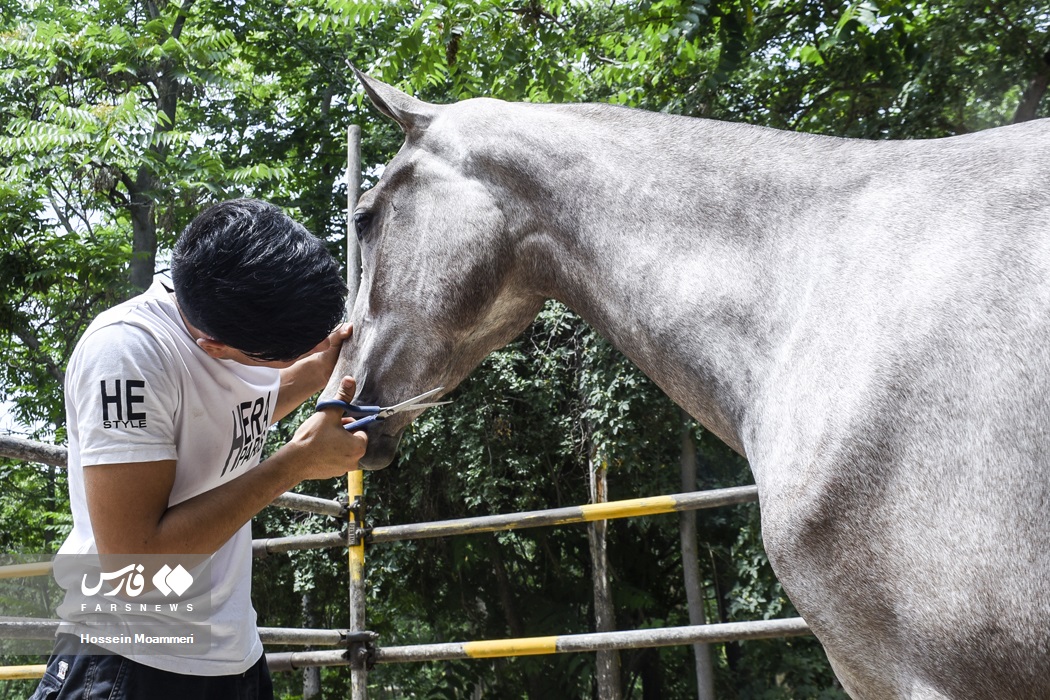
[314,323,353,378]
[273,323,353,422]
[86,375,367,557]
[289,375,369,481]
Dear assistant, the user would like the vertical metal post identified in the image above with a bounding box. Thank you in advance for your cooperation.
[588,452,622,700]
[679,412,715,700]
[346,125,362,303]
[346,124,367,700]
[348,471,367,699]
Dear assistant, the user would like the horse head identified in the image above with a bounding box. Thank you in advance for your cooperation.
[329,72,547,469]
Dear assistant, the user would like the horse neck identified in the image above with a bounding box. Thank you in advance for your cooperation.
[496,108,828,454]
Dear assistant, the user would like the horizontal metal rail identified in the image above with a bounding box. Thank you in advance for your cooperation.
[267,649,349,672]
[1,488,758,570]
[0,665,46,681]
[381,617,810,662]
[252,530,347,558]
[0,530,351,573]
[0,657,343,680]
[265,618,811,671]
[270,492,346,518]
[369,486,759,543]
[0,618,812,677]
[0,562,52,580]
[260,627,347,646]
[0,618,56,639]
[0,436,344,518]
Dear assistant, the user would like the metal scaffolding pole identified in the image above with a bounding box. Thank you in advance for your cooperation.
[252,530,347,558]
[344,123,368,700]
[378,618,811,662]
[263,618,812,668]
[0,437,347,520]
[270,492,346,518]
[347,470,367,699]
[0,428,795,693]
[369,486,759,543]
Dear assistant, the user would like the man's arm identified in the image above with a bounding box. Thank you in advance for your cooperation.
[272,323,352,422]
[85,377,366,556]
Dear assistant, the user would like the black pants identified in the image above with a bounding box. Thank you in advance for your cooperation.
[30,634,274,700]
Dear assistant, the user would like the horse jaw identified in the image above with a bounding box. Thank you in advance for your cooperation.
[319,339,407,470]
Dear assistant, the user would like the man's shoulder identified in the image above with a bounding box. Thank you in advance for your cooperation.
[87,282,178,335]
[71,285,185,377]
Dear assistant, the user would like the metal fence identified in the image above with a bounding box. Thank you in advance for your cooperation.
[0,432,810,695]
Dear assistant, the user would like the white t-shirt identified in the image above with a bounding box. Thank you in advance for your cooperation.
[58,280,280,675]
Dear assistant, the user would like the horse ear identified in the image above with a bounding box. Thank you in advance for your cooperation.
[352,67,436,133]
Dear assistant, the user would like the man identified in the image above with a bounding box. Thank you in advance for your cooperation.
[31,198,367,699]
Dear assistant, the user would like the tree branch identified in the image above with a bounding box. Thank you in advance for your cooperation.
[46,193,77,237]
[11,318,66,385]
[0,435,67,468]
[51,173,96,238]
[171,0,196,40]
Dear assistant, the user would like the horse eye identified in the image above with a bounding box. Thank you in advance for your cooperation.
[353,211,373,240]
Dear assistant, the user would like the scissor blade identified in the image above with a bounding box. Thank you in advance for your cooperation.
[380,387,446,415]
[400,401,452,411]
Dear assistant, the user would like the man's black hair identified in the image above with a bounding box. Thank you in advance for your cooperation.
[171,198,347,362]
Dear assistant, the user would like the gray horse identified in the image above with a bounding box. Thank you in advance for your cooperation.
[326,71,1050,699]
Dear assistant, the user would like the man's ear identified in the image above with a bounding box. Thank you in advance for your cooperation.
[196,337,231,360]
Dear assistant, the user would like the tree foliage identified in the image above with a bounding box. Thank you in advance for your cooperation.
[1,0,1046,698]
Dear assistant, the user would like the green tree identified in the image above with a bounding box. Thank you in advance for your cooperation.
[1,1,1046,698]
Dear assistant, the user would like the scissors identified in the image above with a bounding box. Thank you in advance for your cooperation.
[316,387,450,432]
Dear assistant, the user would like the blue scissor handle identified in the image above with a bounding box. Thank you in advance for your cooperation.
[315,400,384,431]
[343,414,381,432]
[315,399,382,418]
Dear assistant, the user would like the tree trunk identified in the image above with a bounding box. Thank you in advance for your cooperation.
[640,648,663,700]
[1013,49,1050,124]
[126,2,192,290]
[679,412,716,700]
[302,590,322,699]
[588,453,622,700]
[128,169,158,290]
[489,539,547,698]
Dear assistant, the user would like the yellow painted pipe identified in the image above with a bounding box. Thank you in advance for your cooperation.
[463,636,559,658]
[348,470,365,586]
[579,495,678,522]
[347,469,367,700]
[0,664,46,680]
